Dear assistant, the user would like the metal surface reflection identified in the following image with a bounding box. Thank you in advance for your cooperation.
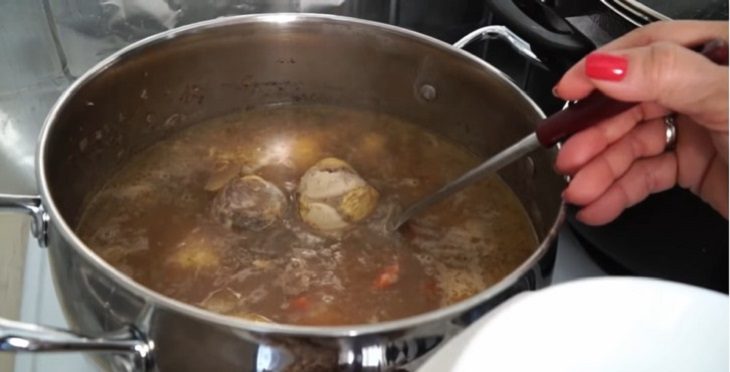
[0,0,497,196]
[0,0,393,195]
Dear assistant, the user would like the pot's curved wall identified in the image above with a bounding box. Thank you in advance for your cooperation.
[40,15,564,371]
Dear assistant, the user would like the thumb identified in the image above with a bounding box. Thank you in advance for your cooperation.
[583,42,728,130]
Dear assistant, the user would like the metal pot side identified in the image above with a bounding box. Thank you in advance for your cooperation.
[7,14,565,371]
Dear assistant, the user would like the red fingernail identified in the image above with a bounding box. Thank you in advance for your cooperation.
[585,53,628,81]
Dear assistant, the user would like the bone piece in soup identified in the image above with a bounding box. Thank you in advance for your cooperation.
[297,157,379,232]
[211,175,287,231]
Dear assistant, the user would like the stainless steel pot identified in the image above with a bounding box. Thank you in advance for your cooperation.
[0,14,565,371]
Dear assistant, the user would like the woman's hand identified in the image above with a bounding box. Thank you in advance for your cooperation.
[553,20,728,225]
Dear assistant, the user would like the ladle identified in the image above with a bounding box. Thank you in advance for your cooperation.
[388,40,728,231]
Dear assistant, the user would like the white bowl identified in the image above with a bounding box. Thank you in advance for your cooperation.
[421,277,729,372]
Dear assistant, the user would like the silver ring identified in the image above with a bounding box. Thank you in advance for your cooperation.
[664,114,677,151]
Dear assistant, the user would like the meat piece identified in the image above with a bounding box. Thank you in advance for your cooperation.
[297,157,379,233]
[211,175,287,231]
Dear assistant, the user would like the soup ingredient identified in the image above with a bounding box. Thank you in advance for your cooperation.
[204,162,240,192]
[211,175,287,231]
[373,262,400,289]
[289,295,312,311]
[76,105,538,326]
[200,287,241,313]
[297,157,379,233]
[200,288,274,323]
[233,312,273,323]
[167,228,221,270]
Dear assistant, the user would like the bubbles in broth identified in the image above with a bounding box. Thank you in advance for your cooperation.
[76,105,537,326]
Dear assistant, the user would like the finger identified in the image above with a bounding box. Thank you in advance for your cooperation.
[554,21,728,100]
[554,102,669,174]
[563,117,669,205]
[588,43,727,129]
[673,116,728,217]
[575,152,678,225]
[674,115,718,193]
[697,156,729,219]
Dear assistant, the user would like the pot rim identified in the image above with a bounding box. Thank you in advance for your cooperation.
[37,13,565,337]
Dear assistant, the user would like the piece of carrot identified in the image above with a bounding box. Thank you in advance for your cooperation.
[422,279,440,300]
[290,295,311,311]
[373,263,400,289]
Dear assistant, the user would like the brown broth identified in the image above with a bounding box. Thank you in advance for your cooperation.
[76,105,537,326]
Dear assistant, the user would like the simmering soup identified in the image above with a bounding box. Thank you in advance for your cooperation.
[76,105,537,326]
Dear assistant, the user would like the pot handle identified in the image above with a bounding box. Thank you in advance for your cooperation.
[0,194,153,370]
[453,25,545,68]
[0,193,48,247]
[484,0,593,71]
[1,318,153,371]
